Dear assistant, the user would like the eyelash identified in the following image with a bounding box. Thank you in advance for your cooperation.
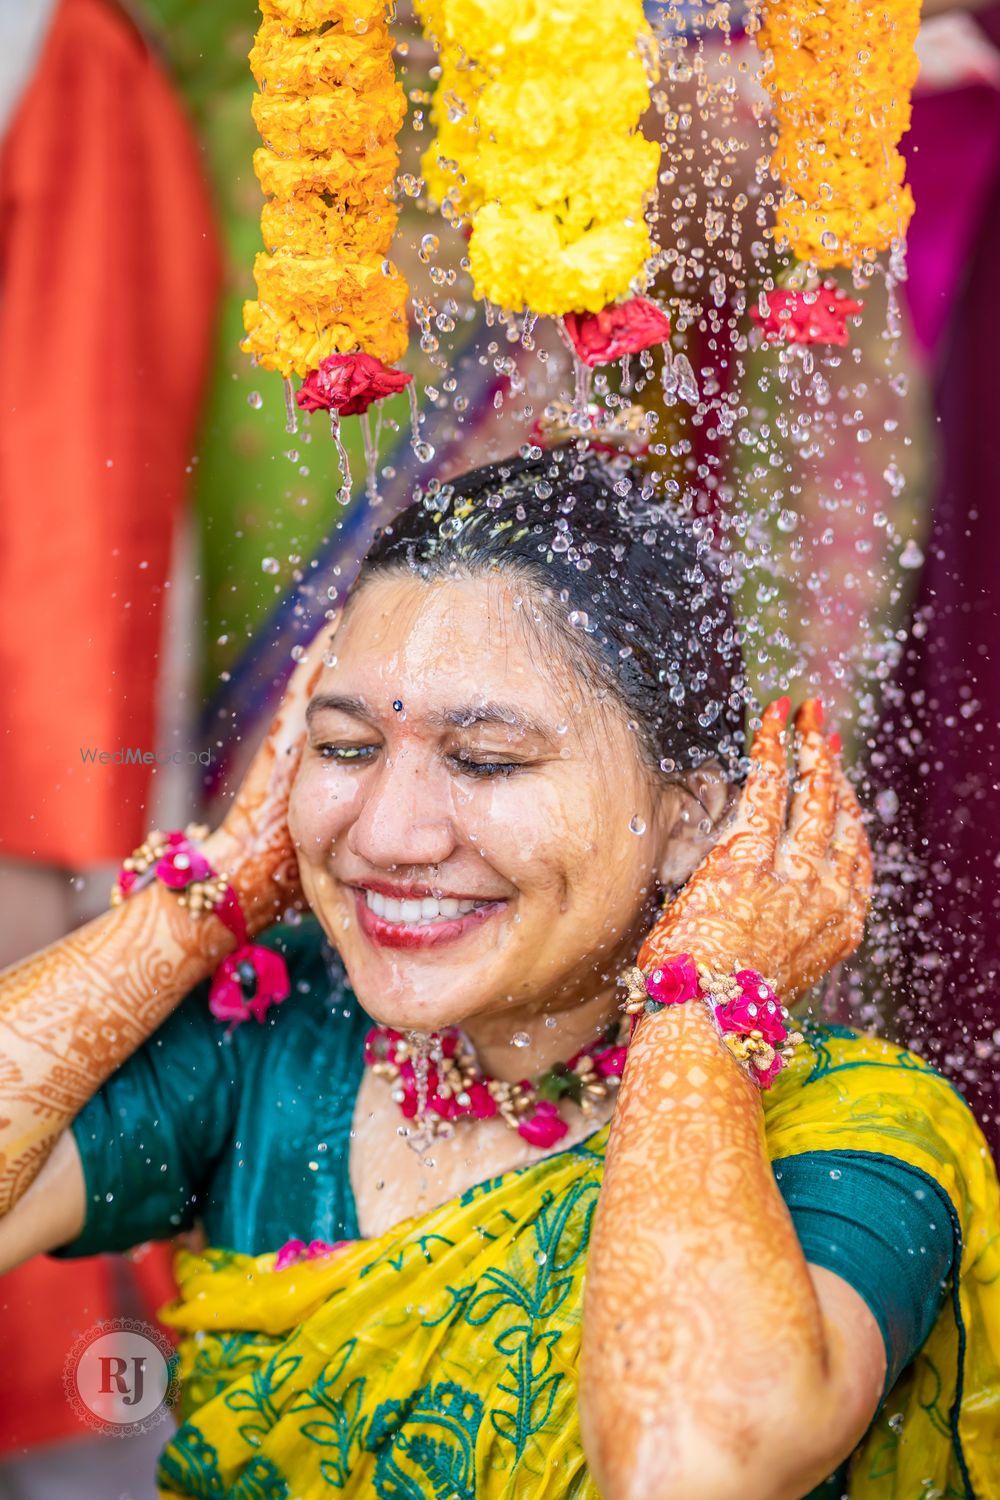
[451,755,521,779]
[315,744,521,778]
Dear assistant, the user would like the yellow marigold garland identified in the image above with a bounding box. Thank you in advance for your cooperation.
[243,0,409,381]
[758,0,920,269]
[416,0,660,316]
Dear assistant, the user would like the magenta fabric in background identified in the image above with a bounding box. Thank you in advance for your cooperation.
[879,10,1000,1145]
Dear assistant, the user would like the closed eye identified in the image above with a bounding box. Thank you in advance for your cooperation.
[449,754,522,778]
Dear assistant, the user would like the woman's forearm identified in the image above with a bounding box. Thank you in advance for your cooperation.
[581,1003,855,1500]
[0,830,245,1217]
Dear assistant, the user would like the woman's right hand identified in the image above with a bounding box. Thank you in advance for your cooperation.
[204,617,337,935]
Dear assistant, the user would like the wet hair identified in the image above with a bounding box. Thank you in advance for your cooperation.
[356,444,747,781]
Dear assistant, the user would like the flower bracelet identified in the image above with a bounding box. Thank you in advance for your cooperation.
[619,953,803,1090]
[111,826,289,1030]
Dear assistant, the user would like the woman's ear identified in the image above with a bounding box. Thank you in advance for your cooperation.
[655,765,734,888]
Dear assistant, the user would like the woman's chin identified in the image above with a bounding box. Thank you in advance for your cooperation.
[346,983,484,1035]
[339,948,512,1034]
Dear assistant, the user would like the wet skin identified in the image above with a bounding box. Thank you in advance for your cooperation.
[289,571,709,1084]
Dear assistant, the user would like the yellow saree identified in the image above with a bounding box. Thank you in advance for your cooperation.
[156,1024,1000,1499]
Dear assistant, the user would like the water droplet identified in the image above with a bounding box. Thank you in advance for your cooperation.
[777,509,797,534]
[261,557,280,574]
[876,789,899,822]
[883,462,905,497]
[629,815,647,835]
[534,1250,548,1265]
[899,539,924,570]
[511,1032,531,1048]
[247,391,263,409]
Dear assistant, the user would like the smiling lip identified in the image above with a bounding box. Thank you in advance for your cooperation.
[352,886,506,950]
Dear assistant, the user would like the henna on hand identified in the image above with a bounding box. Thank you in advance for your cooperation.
[641,697,873,998]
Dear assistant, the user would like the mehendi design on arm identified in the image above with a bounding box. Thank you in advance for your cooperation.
[0,883,238,1212]
[580,700,874,1495]
[583,1002,827,1489]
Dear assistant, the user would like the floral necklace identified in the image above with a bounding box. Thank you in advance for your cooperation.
[364,1020,629,1151]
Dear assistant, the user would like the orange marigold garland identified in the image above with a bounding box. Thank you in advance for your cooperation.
[752,0,920,345]
[243,0,411,437]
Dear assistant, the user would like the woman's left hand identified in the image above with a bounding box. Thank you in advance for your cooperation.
[640,697,872,999]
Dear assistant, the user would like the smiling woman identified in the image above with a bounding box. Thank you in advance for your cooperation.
[1,447,999,1500]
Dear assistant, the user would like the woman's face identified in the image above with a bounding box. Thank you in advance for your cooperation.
[289,571,681,1032]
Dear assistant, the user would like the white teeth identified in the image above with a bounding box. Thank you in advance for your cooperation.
[363,890,492,924]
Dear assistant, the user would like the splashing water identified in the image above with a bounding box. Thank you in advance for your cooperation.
[283,377,298,435]
[328,412,353,506]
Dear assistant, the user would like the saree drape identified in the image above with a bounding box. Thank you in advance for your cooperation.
[156,1024,1000,1499]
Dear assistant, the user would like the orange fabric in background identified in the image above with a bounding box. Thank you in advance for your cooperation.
[0,0,221,866]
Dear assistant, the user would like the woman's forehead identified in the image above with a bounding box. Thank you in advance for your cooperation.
[324,572,577,715]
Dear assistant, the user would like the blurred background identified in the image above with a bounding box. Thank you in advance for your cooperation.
[2,0,999,1493]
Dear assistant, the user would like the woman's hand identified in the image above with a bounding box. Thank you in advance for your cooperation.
[204,618,337,935]
[641,697,872,999]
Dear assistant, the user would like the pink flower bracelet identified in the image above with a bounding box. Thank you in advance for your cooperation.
[619,952,804,1090]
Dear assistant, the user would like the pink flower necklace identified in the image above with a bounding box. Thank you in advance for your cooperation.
[364,1020,629,1151]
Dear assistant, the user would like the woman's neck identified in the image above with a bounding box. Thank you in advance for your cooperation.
[459,983,622,1083]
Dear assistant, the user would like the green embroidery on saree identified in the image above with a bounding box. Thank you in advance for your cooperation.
[224,1349,303,1450]
[156,1425,226,1498]
[289,1339,368,1488]
[370,1381,482,1500]
[231,1457,289,1499]
[465,1182,598,1459]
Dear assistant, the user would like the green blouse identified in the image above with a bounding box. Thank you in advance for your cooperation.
[54,918,954,1409]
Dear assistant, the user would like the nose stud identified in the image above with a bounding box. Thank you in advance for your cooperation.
[392,699,403,712]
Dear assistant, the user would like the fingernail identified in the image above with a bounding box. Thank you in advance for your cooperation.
[814,698,824,727]
[774,696,791,721]
[829,731,842,754]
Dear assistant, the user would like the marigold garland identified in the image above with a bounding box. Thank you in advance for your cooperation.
[243,0,409,381]
[416,0,660,317]
[758,0,920,270]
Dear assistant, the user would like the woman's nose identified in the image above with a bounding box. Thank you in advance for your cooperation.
[347,747,456,870]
